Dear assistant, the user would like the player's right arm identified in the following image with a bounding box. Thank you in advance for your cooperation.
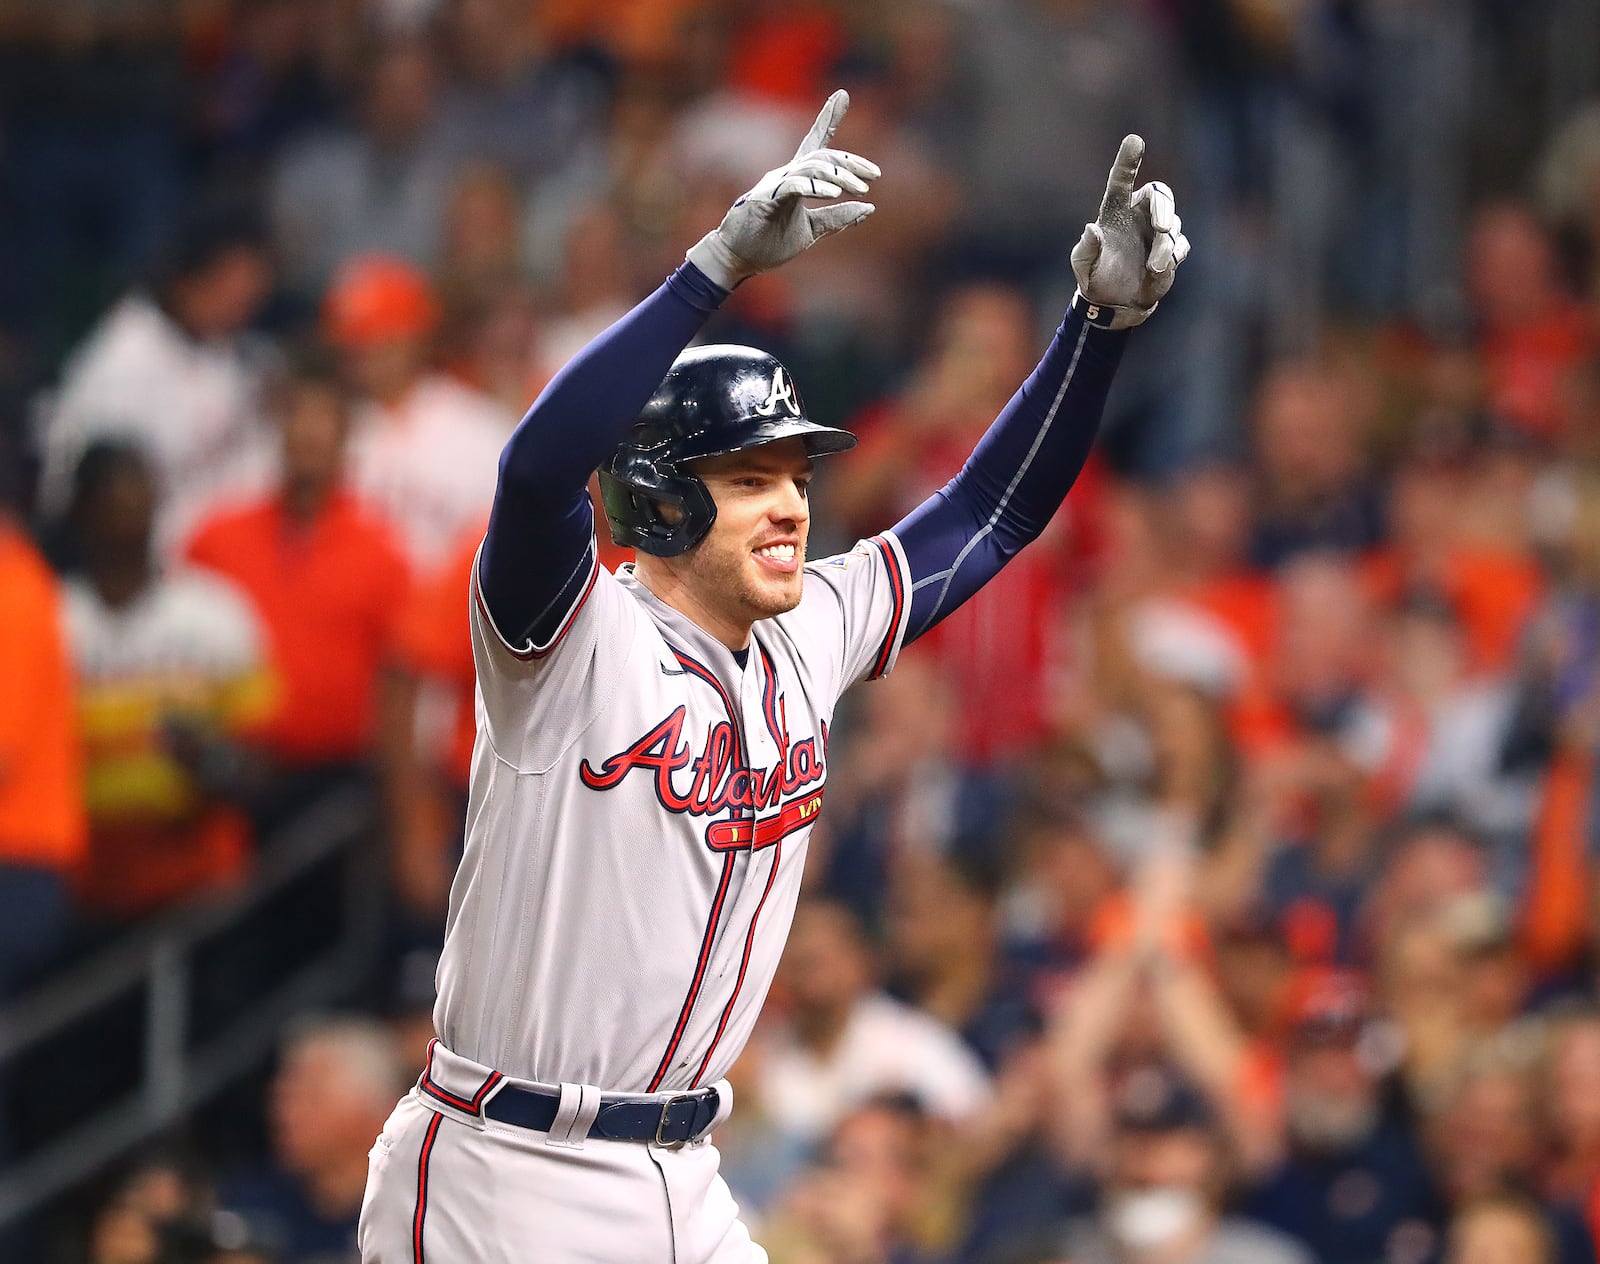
[478,91,879,652]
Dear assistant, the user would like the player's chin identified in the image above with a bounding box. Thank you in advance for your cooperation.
[747,569,804,619]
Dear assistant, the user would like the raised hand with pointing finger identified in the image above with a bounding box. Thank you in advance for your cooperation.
[686,89,881,290]
[1071,135,1190,329]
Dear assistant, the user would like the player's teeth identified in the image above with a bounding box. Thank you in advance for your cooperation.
[757,544,794,560]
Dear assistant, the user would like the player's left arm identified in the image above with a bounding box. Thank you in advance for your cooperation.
[891,136,1189,642]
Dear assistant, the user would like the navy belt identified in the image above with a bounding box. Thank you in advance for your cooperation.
[483,1083,721,1147]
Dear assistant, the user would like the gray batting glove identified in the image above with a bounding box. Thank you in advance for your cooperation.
[686,89,881,290]
[1070,135,1191,330]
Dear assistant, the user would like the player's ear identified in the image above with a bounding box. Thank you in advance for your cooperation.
[654,499,685,526]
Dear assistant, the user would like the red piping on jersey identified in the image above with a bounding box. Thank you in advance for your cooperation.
[412,1111,444,1264]
[648,646,751,1093]
[692,646,807,1086]
[649,851,738,1092]
[867,535,904,680]
[690,837,784,1088]
[418,1038,503,1114]
[476,548,598,661]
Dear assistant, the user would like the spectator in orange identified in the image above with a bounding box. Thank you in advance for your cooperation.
[62,441,274,921]
[323,253,509,574]
[1465,202,1596,443]
[0,498,85,997]
[1362,457,1542,676]
[185,361,410,824]
[723,3,846,107]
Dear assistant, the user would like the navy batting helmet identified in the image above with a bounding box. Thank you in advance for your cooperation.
[599,345,856,557]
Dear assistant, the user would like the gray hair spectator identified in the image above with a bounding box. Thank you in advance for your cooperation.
[213,1014,408,1264]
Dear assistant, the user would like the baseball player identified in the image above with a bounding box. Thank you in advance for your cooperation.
[358,90,1187,1262]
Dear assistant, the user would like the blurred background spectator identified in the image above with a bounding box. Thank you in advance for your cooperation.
[35,207,279,563]
[62,441,272,924]
[185,361,409,832]
[214,1014,406,1262]
[0,493,83,999]
[3,1,1600,1260]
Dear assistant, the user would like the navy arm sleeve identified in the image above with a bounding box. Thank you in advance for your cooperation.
[894,297,1128,641]
[478,263,727,647]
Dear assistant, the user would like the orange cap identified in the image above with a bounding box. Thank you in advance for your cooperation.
[323,254,440,348]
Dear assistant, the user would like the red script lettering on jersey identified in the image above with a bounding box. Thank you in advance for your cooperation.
[577,708,825,850]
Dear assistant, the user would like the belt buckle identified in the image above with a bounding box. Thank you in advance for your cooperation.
[654,1093,697,1149]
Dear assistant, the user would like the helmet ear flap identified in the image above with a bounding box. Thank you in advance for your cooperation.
[598,462,717,557]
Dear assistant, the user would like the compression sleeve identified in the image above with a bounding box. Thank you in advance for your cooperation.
[479,263,727,647]
[893,296,1128,641]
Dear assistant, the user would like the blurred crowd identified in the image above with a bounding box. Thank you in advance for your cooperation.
[3,0,1600,1262]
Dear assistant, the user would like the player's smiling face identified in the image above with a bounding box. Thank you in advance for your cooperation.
[642,438,814,650]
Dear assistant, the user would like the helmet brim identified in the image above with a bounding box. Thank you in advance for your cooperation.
[670,416,858,467]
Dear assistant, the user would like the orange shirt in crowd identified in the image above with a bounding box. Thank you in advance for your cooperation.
[186,491,409,767]
[0,523,86,871]
[1361,546,1542,675]
[1481,302,1594,441]
[1520,747,1596,976]
[724,5,847,105]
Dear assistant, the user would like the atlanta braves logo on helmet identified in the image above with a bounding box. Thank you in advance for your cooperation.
[752,365,800,418]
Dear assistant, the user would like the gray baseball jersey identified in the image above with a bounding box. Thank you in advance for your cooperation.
[433,531,909,1093]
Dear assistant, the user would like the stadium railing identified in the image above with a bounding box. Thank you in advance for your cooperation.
[0,786,382,1229]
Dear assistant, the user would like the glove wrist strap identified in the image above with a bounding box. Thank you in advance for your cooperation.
[686,232,754,291]
[1072,289,1153,331]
